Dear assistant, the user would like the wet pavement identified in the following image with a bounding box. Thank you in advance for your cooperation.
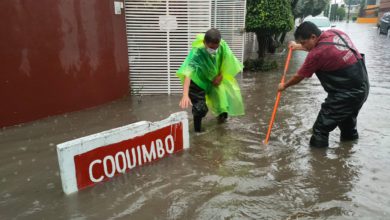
[1,22,390,219]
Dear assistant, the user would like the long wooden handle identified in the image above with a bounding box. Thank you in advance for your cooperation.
[264,47,293,144]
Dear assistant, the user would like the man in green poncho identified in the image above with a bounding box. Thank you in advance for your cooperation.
[177,28,245,132]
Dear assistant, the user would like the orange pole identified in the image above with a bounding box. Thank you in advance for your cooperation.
[264,47,293,144]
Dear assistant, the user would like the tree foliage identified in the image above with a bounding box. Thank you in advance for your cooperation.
[293,0,329,19]
[324,2,330,17]
[330,4,339,21]
[246,0,294,58]
[359,0,366,17]
[246,0,294,33]
[244,0,330,61]
[337,7,346,20]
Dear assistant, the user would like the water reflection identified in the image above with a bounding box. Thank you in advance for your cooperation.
[284,142,357,219]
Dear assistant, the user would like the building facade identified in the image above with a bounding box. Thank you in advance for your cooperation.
[379,0,390,18]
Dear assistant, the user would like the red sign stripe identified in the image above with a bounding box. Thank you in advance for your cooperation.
[74,122,183,190]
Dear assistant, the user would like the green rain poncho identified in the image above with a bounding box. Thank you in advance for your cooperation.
[176,34,245,116]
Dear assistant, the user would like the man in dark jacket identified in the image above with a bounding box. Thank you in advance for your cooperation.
[278,21,369,147]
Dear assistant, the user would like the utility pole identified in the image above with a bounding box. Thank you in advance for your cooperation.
[347,0,351,23]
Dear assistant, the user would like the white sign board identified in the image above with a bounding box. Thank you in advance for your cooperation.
[57,112,189,195]
[159,15,178,31]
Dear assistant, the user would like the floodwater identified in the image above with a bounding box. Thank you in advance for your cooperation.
[1,23,390,219]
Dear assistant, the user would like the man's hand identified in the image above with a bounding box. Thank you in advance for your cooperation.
[278,83,286,92]
[288,41,300,50]
[179,95,192,109]
[212,74,223,86]
[288,41,308,51]
[277,74,304,92]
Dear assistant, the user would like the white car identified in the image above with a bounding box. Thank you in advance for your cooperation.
[303,16,335,31]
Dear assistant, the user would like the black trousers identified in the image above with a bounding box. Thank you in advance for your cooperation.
[189,81,208,131]
[312,61,369,147]
[311,93,365,147]
[189,81,208,118]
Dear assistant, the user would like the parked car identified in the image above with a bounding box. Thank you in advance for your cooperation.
[379,12,390,35]
[303,16,335,31]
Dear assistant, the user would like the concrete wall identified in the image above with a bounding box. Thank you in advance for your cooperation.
[0,0,129,128]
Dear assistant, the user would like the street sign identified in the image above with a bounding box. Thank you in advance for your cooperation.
[57,111,189,195]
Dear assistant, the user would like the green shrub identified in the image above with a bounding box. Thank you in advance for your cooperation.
[244,59,278,71]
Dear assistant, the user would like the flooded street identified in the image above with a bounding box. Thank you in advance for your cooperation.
[1,22,390,219]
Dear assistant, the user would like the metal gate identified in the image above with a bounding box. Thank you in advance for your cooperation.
[125,0,246,94]
[211,0,246,63]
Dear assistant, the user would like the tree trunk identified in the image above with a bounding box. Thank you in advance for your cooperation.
[267,34,278,54]
[256,32,268,60]
[279,32,287,44]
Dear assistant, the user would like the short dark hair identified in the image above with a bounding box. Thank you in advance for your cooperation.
[204,28,221,44]
[294,21,321,41]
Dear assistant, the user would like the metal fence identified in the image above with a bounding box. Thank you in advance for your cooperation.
[125,0,246,94]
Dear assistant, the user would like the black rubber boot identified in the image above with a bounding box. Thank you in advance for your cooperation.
[194,116,202,132]
[309,134,329,148]
[340,131,359,141]
[339,114,359,141]
[217,112,228,123]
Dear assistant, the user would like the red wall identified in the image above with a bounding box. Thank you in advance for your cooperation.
[0,0,129,127]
